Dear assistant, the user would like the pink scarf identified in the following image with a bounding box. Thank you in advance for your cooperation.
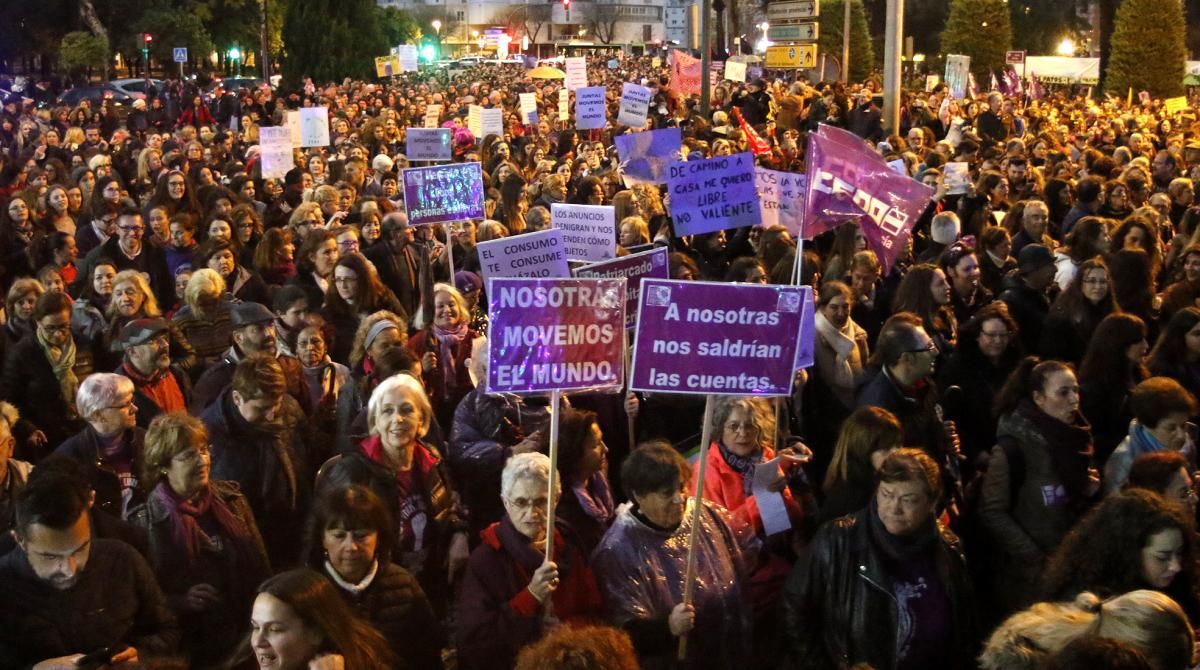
[432,322,469,391]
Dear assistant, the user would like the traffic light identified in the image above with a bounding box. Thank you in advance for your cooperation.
[141,33,153,47]
[563,0,570,10]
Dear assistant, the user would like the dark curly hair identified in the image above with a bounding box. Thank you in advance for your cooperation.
[1042,489,1200,623]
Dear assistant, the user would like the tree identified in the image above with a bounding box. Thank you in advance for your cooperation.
[817,0,873,83]
[496,4,552,47]
[130,7,214,70]
[58,31,110,75]
[281,0,386,87]
[1106,0,1187,98]
[1009,0,1086,56]
[582,2,621,45]
[379,7,420,49]
[941,0,1011,83]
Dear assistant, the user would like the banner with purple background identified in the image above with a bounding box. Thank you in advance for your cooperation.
[803,124,934,273]
[402,162,485,226]
[630,279,809,396]
[574,246,669,329]
[486,277,627,394]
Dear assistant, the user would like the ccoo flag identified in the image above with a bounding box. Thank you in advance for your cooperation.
[803,124,936,273]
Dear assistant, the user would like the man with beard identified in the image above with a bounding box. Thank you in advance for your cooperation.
[1152,149,1181,193]
[116,319,191,424]
[189,302,312,416]
[0,468,177,667]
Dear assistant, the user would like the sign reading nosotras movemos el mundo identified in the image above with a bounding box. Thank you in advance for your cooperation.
[551,204,616,263]
[476,228,571,283]
[668,152,762,236]
[487,277,627,394]
[631,279,812,396]
[405,128,452,161]
[574,246,669,330]
[402,162,485,226]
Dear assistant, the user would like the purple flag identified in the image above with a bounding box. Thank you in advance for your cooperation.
[803,124,935,273]
[1006,69,1023,97]
[967,72,978,99]
[990,72,1001,93]
[1029,72,1045,101]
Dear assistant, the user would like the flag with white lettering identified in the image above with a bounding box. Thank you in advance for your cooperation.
[803,124,934,272]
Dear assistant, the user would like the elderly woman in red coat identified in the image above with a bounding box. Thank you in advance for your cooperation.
[691,395,812,660]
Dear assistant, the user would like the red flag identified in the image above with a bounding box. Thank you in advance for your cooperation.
[732,107,770,156]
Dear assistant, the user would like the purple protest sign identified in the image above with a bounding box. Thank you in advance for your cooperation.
[402,162,485,226]
[668,152,761,236]
[486,277,627,394]
[803,124,934,273]
[574,246,669,329]
[793,289,815,369]
[630,279,808,396]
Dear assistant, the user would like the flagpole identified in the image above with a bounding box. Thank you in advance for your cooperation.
[882,0,904,133]
[700,0,712,118]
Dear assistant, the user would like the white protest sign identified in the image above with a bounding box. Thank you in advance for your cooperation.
[519,93,538,125]
[575,86,607,130]
[551,204,617,262]
[286,110,302,148]
[258,126,293,180]
[565,57,588,91]
[559,89,569,121]
[477,228,571,282]
[754,167,804,236]
[405,128,452,161]
[480,108,504,138]
[298,107,330,148]
[617,83,651,128]
[467,105,482,138]
[944,161,971,195]
[725,60,747,82]
[424,104,442,128]
[397,45,419,72]
[668,152,761,236]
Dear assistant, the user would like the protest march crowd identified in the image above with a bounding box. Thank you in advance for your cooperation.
[6,48,1200,669]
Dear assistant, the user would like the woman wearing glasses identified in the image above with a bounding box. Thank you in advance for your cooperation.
[129,411,270,668]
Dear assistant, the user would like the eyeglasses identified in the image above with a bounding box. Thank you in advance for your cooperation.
[118,225,145,233]
[504,496,548,512]
[980,330,1012,340]
[173,443,212,464]
[906,341,937,354]
[39,323,70,335]
[725,421,759,435]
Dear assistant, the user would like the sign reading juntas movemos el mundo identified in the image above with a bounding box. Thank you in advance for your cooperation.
[486,277,627,394]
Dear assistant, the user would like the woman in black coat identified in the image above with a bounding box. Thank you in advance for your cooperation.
[303,485,444,670]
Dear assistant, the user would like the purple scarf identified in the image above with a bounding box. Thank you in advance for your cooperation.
[152,482,259,566]
[432,321,469,390]
[570,472,616,525]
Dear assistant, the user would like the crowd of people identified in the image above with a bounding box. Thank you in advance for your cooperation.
[2,50,1200,668]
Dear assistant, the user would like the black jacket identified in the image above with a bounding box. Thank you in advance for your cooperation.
[0,334,91,451]
[365,239,422,319]
[53,425,148,518]
[999,277,1050,355]
[203,389,310,568]
[323,561,444,670]
[74,237,174,310]
[0,538,179,668]
[783,508,977,670]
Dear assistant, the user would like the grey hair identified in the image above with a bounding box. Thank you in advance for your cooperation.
[710,395,775,451]
[501,452,560,501]
[76,373,134,420]
[366,372,432,439]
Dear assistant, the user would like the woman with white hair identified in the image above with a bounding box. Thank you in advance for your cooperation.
[319,373,469,617]
[52,372,145,519]
[980,590,1195,670]
[456,452,603,670]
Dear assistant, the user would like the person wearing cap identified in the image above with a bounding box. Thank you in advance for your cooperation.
[366,212,422,318]
[189,301,313,417]
[115,318,191,424]
[455,271,487,335]
[1000,243,1056,354]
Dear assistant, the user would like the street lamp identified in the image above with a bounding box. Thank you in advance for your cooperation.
[1056,37,1075,56]
[432,19,442,36]
[757,22,771,53]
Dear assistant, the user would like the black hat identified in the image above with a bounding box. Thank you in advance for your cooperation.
[117,318,168,349]
[1018,243,1054,275]
[230,302,276,327]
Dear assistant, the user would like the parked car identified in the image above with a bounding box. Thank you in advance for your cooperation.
[58,83,139,107]
[205,77,271,96]
[109,78,164,99]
